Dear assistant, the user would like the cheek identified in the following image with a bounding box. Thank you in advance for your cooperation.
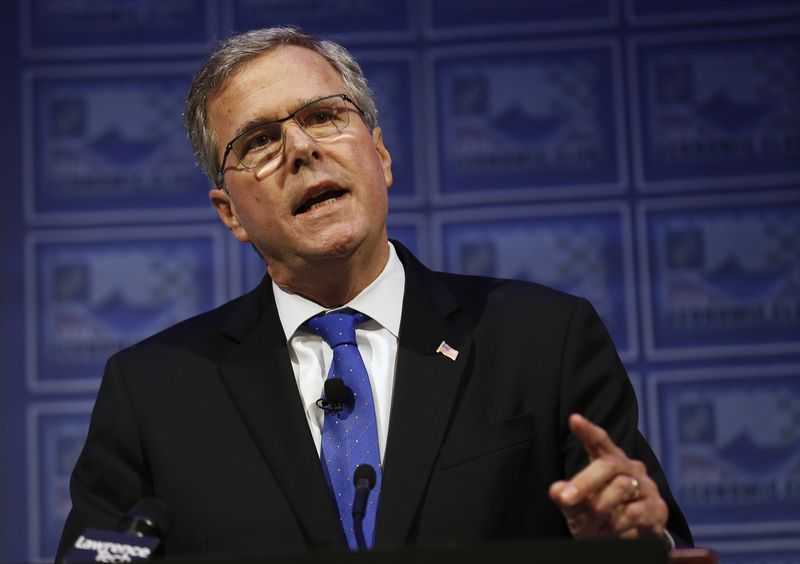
[337,134,386,178]
[352,150,389,188]
[231,187,280,230]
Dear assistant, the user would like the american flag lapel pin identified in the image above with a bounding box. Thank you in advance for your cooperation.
[436,341,459,361]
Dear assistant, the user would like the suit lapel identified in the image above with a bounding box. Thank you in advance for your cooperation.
[217,281,346,549]
[376,245,473,547]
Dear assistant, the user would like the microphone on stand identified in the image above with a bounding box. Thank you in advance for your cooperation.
[352,464,377,551]
[117,498,169,540]
[64,497,169,562]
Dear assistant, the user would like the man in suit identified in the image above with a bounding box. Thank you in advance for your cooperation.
[57,27,691,559]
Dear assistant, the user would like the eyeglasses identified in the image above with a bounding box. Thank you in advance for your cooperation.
[216,93,365,187]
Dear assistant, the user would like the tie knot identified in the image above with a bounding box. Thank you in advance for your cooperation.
[304,308,369,348]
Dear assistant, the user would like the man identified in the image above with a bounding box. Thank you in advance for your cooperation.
[57,27,691,559]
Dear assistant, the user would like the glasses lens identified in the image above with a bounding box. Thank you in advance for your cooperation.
[232,122,283,168]
[295,96,350,138]
[230,95,352,170]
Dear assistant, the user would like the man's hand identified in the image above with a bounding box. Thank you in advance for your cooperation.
[548,413,668,539]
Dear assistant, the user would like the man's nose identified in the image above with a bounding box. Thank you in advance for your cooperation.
[282,120,319,169]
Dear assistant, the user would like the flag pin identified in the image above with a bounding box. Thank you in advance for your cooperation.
[436,341,459,361]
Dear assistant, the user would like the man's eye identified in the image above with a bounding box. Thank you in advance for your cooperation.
[242,131,278,153]
[306,111,334,126]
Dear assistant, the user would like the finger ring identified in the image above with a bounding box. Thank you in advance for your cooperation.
[630,477,641,500]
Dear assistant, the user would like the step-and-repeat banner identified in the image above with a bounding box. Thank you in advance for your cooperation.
[3,1,799,562]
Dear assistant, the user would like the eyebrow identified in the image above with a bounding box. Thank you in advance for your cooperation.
[231,96,321,140]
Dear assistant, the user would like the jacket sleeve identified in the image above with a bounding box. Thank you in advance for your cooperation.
[557,297,693,546]
[55,353,153,562]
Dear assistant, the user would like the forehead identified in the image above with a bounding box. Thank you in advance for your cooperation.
[210,46,344,134]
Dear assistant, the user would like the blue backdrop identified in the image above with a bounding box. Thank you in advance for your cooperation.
[1,1,799,562]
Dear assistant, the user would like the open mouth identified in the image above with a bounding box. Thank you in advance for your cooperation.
[295,188,347,215]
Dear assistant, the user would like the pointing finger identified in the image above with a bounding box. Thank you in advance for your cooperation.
[569,413,625,460]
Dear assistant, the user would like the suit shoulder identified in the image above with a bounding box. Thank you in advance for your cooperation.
[113,292,250,362]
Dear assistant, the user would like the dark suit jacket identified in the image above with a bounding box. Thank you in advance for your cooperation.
[57,243,691,559]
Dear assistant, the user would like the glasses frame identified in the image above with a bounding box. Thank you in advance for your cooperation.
[215,93,365,188]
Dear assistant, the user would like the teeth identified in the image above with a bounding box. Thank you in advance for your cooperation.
[309,196,337,211]
[296,188,346,215]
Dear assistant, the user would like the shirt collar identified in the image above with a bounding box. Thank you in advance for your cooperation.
[272,242,405,341]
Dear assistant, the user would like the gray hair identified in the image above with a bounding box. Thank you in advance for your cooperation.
[184,27,378,186]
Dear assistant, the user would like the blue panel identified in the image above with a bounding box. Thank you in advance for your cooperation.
[428,0,613,31]
[233,0,412,37]
[644,197,800,354]
[29,69,208,217]
[31,234,219,389]
[632,0,800,21]
[635,31,800,188]
[434,43,622,197]
[653,369,800,531]
[28,0,211,50]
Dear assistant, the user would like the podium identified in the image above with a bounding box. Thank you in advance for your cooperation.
[165,539,717,564]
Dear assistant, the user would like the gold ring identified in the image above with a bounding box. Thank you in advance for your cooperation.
[630,477,641,500]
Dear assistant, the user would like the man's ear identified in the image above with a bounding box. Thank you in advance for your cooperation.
[371,126,393,189]
[209,187,251,242]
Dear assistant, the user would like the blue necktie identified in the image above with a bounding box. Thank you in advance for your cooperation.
[304,309,381,549]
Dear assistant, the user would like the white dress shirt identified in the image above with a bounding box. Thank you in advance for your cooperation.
[272,242,405,462]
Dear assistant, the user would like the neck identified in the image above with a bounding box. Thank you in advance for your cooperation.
[268,239,389,308]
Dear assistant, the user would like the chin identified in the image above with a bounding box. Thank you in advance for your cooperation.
[322,216,372,243]
[308,231,364,260]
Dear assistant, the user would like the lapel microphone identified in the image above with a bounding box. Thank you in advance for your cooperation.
[352,464,377,551]
[315,377,354,417]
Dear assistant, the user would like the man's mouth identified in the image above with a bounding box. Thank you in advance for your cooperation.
[295,187,347,215]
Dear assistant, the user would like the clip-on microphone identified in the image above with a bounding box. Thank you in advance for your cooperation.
[315,377,354,416]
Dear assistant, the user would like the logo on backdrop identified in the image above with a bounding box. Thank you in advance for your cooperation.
[654,370,800,533]
[645,198,800,356]
[635,31,800,188]
[433,41,622,198]
[29,230,220,389]
[29,68,207,218]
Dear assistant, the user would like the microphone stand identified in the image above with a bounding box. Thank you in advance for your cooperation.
[352,465,376,551]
